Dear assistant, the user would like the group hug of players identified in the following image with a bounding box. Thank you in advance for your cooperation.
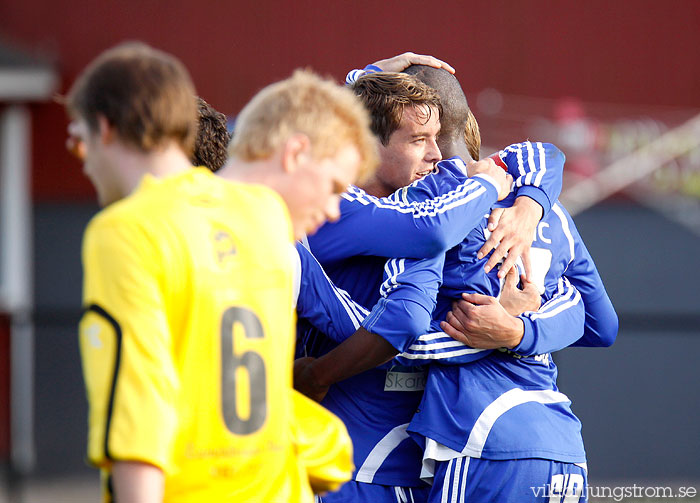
[68,43,618,502]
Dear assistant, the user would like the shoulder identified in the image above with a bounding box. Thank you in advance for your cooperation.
[436,156,468,177]
[84,195,142,243]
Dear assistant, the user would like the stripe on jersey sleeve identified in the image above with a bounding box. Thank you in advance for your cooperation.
[342,182,490,219]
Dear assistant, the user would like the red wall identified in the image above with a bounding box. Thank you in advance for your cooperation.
[1,0,698,200]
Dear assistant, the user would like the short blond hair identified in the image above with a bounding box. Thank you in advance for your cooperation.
[229,69,377,183]
[464,109,482,161]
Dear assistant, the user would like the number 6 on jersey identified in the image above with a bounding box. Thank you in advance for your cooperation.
[220,306,267,435]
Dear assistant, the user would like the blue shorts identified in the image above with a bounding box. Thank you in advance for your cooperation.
[429,457,588,503]
[318,480,431,503]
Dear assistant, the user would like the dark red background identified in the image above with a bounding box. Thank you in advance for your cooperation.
[1,0,698,201]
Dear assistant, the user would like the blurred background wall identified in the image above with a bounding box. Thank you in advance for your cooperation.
[0,0,698,493]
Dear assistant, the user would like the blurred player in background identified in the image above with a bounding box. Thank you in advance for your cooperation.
[67,41,376,502]
[67,95,231,172]
[192,97,231,172]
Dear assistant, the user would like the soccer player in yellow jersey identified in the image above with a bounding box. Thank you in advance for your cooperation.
[66,42,377,502]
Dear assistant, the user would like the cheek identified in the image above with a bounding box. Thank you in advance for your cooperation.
[291,178,329,218]
[324,196,341,221]
[378,156,403,182]
[394,146,419,168]
[312,174,334,200]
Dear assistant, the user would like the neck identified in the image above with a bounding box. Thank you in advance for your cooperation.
[358,177,393,198]
[439,139,473,162]
[219,155,304,238]
[116,141,193,197]
[218,156,293,195]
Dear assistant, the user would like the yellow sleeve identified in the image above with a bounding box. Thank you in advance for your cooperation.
[79,216,178,471]
[290,390,354,494]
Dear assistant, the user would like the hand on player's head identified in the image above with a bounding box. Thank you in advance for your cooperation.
[371,52,456,74]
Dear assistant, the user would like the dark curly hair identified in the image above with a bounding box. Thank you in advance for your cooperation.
[192,97,231,172]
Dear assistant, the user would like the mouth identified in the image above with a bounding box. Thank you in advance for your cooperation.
[415,167,435,179]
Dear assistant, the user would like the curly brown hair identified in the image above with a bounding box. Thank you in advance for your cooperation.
[193,97,231,172]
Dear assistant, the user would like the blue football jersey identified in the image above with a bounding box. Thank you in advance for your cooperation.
[404,199,618,464]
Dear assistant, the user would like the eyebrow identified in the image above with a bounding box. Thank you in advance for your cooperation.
[410,128,440,138]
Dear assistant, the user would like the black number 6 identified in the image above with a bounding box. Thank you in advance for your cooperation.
[220,306,267,435]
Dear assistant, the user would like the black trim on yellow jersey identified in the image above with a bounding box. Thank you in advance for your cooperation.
[106,473,114,503]
[83,303,122,462]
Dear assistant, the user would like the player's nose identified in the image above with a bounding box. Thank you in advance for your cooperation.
[426,138,441,164]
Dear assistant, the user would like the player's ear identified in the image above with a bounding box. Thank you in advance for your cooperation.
[96,115,116,145]
[281,133,312,174]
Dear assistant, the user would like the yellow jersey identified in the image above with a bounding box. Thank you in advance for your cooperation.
[79,168,349,502]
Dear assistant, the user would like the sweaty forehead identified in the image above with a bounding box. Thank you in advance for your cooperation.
[398,105,440,133]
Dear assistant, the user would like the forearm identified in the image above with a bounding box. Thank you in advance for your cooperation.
[563,223,619,348]
[309,176,497,262]
[512,194,543,223]
[395,322,492,366]
[512,279,585,356]
[112,461,164,503]
[295,243,369,343]
[310,327,397,387]
[571,291,619,348]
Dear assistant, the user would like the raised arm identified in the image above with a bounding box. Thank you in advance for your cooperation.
[345,52,455,85]
[517,204,617,352]
[308,160,504,263]
[480,142,565,278]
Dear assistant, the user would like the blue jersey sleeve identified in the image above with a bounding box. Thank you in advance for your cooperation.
[295,243,370,344]
[392,319,493,366]
[361,254,444,353]
[398,276,585,362]
[349,64,563,217]
[309,142,564,265]
[513,277,586,356]
[345,64,383,84]
[561,219,619,348]
[493,141,564,216]
[308,165,499,263]
[512,206,618,355]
